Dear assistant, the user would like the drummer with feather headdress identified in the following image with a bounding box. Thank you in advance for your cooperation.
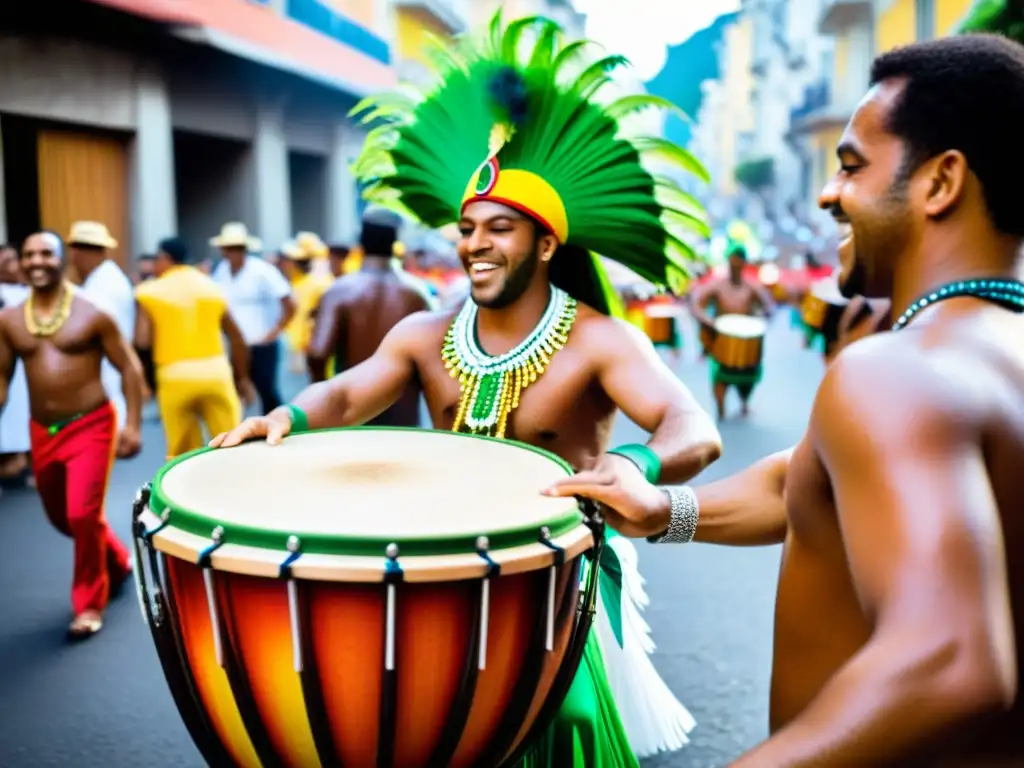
[213,10,722,765]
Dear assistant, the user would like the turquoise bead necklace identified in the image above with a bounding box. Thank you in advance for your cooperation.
[892,277,1024,331]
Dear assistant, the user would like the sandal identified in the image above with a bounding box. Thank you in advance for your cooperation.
[68,611,103,639]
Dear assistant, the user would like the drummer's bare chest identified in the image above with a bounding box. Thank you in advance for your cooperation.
[416,346,614,459]
[714,282,758,314]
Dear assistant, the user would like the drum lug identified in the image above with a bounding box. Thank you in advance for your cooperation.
[132,482,152,521]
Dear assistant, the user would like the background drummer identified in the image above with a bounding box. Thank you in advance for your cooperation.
[691,245,776,420]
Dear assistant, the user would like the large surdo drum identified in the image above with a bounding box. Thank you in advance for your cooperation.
[710,314,768,369]
[132,428,603,768]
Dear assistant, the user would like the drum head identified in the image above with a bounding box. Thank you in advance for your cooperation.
[714,314,768,338]
[151,428,582,557]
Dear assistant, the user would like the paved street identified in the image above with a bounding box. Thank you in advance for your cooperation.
[0,316,824,768]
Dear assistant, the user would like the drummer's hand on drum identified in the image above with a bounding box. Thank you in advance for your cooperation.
[209,408,292,448]
[541,454,671,539]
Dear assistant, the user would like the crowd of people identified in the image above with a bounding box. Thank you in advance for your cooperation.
[2,16,1024,768]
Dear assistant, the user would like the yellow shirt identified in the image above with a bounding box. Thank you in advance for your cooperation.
[135,266,229,367]
[285,272,333,351]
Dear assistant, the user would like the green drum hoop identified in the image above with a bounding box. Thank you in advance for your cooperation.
[149,426,584,559]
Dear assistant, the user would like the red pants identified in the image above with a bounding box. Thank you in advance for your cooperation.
[30,401,131,616]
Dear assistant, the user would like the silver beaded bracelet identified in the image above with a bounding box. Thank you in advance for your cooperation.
[647,486,700,544]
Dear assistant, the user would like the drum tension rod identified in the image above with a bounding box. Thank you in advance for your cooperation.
[198,526,227,668]
[475,536,501,671]
[279,536,304,674]
[538,527,565,652]
[383,543,403,673]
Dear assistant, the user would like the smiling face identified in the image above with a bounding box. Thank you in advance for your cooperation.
[20,232,65,292]
[458,200,558,309]
[819,81,920,299]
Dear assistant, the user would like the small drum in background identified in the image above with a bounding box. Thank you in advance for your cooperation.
[642,302,683,347]
[711,314,768,369]
[800,278,848,351]
[132,428,603,768]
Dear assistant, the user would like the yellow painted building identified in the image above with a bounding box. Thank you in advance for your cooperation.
[799,0,978,216]
[692,15,755,201]
[391,0,466,80]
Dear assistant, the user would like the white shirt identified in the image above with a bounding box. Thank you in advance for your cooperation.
[212,256,293,345]
[0,284,30,453]
[80,260,135,428]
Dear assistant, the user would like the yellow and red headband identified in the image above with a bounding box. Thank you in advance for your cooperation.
[462,156,569,243]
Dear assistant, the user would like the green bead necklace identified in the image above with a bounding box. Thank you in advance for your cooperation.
[892,278,1024,331]
[443,285,577,438]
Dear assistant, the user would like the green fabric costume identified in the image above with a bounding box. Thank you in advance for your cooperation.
[348,10,709,766]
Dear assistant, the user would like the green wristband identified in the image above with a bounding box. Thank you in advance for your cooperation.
[285,403,310,434]
[608,443,661,484]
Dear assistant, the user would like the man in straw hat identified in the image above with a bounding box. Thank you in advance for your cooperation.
[0,230,145,639]
[212,12,721,765]
[135,237,253,458]
[210,222,295,415]
[305,208,436,427]
[68,221,136,429]
[279,234,332,373]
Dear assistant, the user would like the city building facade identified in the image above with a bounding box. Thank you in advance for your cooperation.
[0,0,395,266]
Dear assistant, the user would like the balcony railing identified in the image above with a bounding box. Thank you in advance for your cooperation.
[286,0,390,64]
[790,79,830,124]
[818,0,872,35]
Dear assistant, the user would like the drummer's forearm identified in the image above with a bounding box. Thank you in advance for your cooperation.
[286,380,353,429]
[691,449,791,546]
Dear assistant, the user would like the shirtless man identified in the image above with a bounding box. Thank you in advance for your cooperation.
[0,231,146,639]
[307,208,436,427]
[547,36,1024,765]
[211,198,722,764]
[692,245,776,419]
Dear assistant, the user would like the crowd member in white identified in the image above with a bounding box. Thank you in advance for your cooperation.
[210,222,295,415]
[68,221,136,429]
[0,242,31,492]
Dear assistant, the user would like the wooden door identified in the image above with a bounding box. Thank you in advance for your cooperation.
[37,128,130,276]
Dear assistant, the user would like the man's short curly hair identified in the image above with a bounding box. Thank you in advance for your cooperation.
[870,34,1024,237]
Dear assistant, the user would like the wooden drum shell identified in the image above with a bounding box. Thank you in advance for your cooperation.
[156,553,580,768]
[710,333,764,369]
[710,314,767,369]
[132,428,600,768]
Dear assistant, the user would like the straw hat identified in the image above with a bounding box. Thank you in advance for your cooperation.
[294,231,327,259]
[279,240,308,261]
[67,221,117,249]
[210,222,262,251]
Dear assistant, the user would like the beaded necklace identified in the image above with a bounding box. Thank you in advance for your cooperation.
[443,284,578,438]
[891,278,1024,331]
[24,281,76,337]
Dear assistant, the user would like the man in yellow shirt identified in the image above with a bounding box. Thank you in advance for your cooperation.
[280,235,332,372]
[134,237,253,458]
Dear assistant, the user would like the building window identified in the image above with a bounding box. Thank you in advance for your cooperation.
[915,0,935,41]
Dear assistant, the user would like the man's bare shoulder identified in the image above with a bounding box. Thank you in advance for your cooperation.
[813,330,990,446]
[571,304,652,352]
[0,304,19,334]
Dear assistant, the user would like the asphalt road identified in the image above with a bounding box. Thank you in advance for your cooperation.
[0,314,824,768]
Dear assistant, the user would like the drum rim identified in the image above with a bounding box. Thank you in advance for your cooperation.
[149,426,584,558]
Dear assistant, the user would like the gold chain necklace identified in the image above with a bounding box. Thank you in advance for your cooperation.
[443,285,577,439]
[25,281,75,337]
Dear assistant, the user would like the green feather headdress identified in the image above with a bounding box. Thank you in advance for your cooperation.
[349,10,712,314]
